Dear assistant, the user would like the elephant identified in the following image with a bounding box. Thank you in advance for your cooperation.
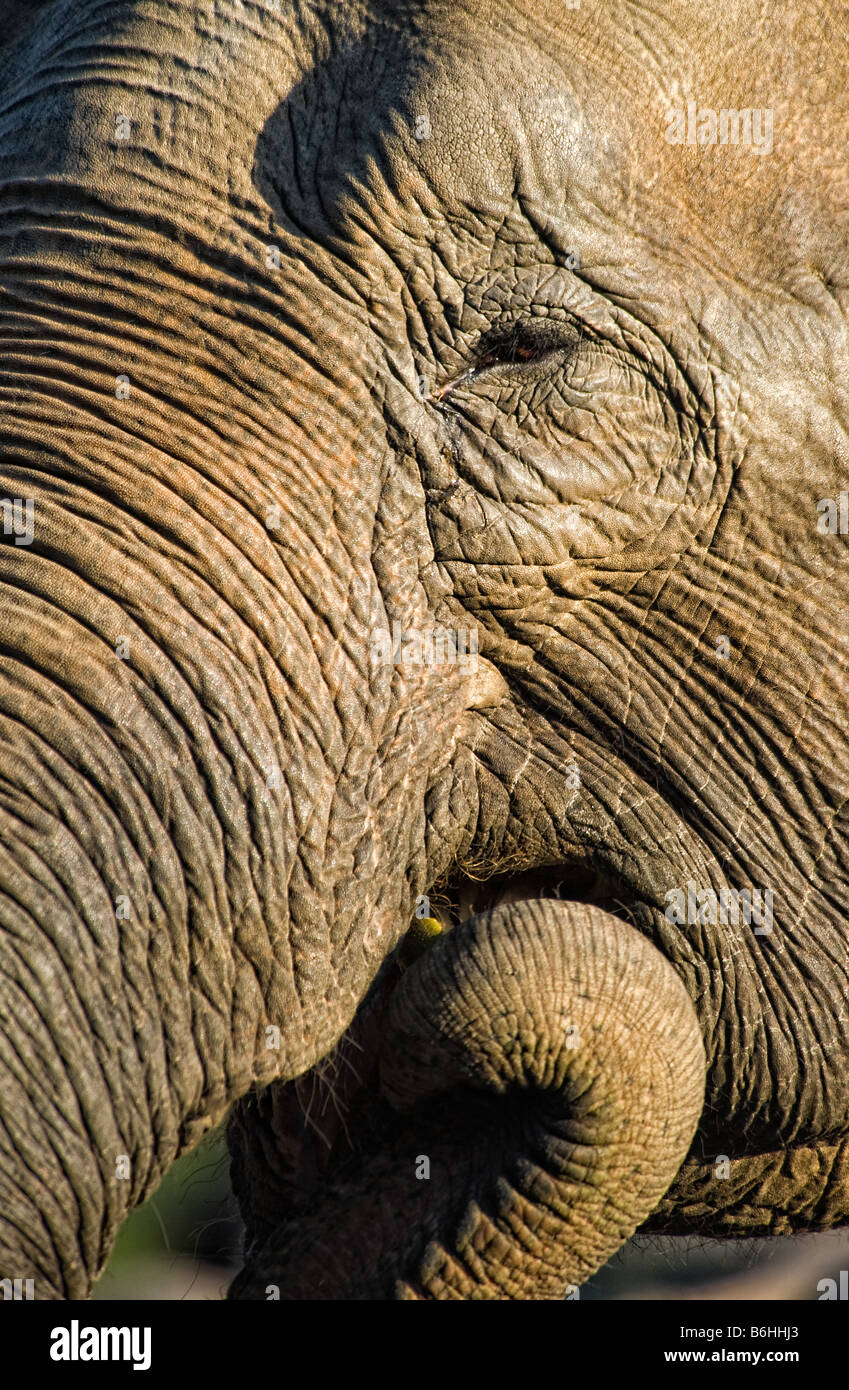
[1,0,848,1301]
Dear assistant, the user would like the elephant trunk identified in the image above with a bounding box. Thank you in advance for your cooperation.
[229,898,706,1299]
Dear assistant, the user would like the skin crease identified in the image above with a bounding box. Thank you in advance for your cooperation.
[0,0,847,1299]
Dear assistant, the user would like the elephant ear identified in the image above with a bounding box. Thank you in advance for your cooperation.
[228,899,705,1300]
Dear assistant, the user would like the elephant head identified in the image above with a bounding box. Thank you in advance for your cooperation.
[0,0,847,1300]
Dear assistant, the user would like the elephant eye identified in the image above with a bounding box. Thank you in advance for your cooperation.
[460,319,584,390]
[475,323,564,370]
[431,317,587,403]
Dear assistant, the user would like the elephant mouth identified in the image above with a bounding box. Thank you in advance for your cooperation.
[230,856,700,1299]
[427,862,636,934]
[263,860,643,1202]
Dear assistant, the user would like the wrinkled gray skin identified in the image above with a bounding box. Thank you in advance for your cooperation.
[1,0,848,1300]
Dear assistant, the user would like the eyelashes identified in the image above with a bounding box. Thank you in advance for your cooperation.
[475,321,575,372]
[433,318,585,399]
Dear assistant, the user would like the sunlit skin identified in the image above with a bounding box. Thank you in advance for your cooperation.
[0,0,848,1300]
